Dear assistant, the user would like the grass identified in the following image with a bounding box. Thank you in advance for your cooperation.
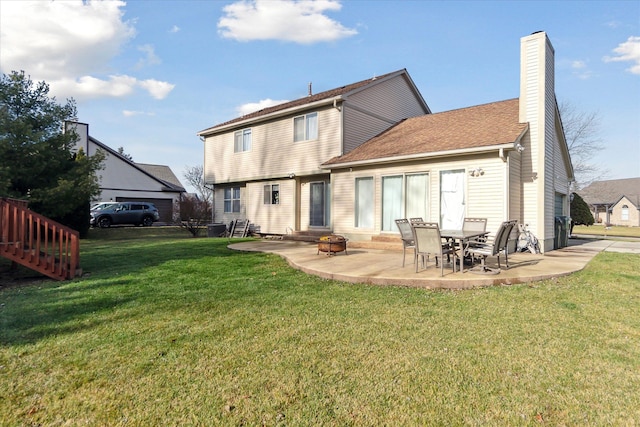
[573,224,640,238]
[1,227,639,425]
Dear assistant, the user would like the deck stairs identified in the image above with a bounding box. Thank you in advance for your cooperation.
[0,198,81,281]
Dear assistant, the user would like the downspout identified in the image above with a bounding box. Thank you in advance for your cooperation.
[499,148,509,221]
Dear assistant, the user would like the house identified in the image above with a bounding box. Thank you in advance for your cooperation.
[199,31,573,253]
[578,178,640,226]
[65,122,186,223]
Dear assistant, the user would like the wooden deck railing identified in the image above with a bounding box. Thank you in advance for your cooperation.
[0,197,80,281]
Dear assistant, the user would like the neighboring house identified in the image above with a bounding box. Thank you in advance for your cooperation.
[199,31,573,252]
[578,178,640,227]
[65,122,186,223]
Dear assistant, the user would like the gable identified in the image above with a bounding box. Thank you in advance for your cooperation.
[323,99,528,167]
[198,69,430,137]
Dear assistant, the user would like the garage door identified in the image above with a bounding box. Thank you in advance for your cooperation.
[116,197,174,224]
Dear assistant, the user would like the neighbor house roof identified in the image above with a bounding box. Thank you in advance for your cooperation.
[322,98,528,167]
[198,69,429,136]
[88,135,186,193]
[579,178,640,207]
[136,163,186,192]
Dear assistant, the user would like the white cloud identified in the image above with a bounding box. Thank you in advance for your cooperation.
[603,36,640,75]
[123,110,156,117]
[136,44,161,69]
[218,0,357,44]
[571,60,586,69]
[170,25,181,33]
[0,0,175,100]
[138,79,176,100]
[237,98,289,116]
[52,75,138,99]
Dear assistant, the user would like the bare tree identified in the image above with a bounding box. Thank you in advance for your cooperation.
[559,101,607,189]
[183,165,213,202]
[173,195,211,237]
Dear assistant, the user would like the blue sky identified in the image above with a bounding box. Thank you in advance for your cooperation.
[1,0,638,192]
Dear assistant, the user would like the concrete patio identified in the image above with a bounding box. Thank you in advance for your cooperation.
[228,237,640,289]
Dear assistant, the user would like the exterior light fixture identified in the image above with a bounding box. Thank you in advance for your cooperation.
[469,168,484,177]
[288,173,295,179]
[515,143,525,153]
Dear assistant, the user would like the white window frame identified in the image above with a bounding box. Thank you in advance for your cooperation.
[224,187,241,213]
[234,128,251,153]
[381,173,430,231]
[621,204,629,221]
[355,177,374,229]
[293,112,318,142]
[263,184,280,205]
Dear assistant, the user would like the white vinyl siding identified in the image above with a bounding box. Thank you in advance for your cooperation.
[246,181,293,234]
[342,74,429,154]
[204,105,341,184]
[330,155,507,242]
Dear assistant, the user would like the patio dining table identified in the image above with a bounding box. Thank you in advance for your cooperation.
[439,229,489,273]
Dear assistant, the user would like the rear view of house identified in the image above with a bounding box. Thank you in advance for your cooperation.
[200,31,574,253]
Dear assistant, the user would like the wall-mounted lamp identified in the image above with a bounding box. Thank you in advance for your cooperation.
[469,167,484,177]
[515,142,525,153]
[288,172,295,179]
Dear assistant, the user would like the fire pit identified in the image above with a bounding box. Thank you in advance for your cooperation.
[317,235,348,255]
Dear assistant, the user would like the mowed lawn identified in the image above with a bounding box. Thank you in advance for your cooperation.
[1,228,639,426]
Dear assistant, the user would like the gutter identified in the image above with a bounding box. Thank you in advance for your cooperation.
[321,141,522,170]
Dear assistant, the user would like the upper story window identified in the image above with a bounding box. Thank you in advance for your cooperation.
[234,129,251,152]
[294,112,318,142]
[264,184,280,205]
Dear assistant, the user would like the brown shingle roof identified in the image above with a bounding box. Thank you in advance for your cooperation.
[198,69,411,135]
[323,98,527,166]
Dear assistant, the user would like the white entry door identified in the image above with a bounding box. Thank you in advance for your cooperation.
[440,170,465,229]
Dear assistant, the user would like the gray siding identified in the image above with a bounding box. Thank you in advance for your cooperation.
[342,74,429,154]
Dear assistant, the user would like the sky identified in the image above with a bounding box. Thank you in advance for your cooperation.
[1,0,639,193]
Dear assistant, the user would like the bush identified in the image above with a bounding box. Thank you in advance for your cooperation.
[571,192,594,228]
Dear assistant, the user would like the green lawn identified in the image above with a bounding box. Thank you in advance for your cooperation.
[1,227,639,425]
[573,224,640,238]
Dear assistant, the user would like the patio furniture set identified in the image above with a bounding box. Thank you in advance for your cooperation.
[395,218,518,276]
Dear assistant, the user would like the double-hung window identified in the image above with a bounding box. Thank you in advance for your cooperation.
[234,129,251,152]
[293,112,318,142]
[622,204,629,221]
[264,184,280,205]
[224,187,241,213]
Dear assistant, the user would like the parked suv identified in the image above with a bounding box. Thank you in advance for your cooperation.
[90,202,160,228]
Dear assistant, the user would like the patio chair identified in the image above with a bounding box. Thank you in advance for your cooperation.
[395,219,416,267]
[461,217,488,248]
[412,222,457,276]
[409,217,424,223]
[467,220,518,274]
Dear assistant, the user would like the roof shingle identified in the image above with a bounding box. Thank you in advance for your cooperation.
[323,98,527,166]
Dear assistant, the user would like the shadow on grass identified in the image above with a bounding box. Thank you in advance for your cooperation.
[1,232,260,346]
[0,278,139,346]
